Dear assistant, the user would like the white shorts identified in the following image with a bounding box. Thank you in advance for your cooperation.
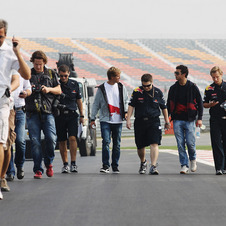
[0,96,10,146]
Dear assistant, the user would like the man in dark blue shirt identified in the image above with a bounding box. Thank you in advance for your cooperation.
[55,64,84,173]
[126,74,170,175]
[203,66,226,175]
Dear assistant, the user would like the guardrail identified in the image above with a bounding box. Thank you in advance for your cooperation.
[95,109,210,137]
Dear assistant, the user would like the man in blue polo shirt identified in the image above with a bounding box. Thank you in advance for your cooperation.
[55,64,84,174]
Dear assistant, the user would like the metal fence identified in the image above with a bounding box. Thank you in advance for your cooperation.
[95,109,210,137]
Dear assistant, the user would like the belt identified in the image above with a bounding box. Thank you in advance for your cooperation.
[139,116,158,121]
[14,106,25,111]
[61,109,76,115]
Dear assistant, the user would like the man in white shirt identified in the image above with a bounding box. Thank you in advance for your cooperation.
[0,70,20,192]
[91,67,128,173]
[6,75,31,181]
[0,19,31,200]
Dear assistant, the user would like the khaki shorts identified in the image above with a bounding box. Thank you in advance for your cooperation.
[0,96,10,146]
[4,109,16,151]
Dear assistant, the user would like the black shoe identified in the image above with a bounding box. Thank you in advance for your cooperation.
[6,174,14,182]
[112,166,120,174]
[216,170,223,175]
[100,165,110,173]
[17,168,24,180]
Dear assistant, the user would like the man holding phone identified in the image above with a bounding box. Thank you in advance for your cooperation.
[0,19,31,200]
[203,66,226,175]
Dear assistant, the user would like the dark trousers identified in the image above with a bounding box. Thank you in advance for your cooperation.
[210,117,226,171]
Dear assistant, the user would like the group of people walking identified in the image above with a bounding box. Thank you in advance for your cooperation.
[1,19,226,201]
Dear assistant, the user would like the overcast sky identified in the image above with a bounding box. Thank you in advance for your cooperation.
[2,0,226,38]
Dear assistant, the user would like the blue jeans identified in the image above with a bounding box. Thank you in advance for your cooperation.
[100,122,122,168]
[7,109,26,176]
[26,112,56,173]
[173,120,196,167]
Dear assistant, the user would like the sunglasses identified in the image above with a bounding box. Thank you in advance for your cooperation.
[174,71,180,75]
[142,84,152,88]
[60,75,68,78]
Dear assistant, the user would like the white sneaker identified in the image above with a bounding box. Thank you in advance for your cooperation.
[1,178,10,192]
[61,165,70,173]
[0,190,3,200]
[190,160,197,172]
[70,164,78,173]
[180,165,189,174]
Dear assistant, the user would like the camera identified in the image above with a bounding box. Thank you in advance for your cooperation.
[32,85,42,93]
[57,104,67,110]
[52,98,66,110]
[52,98,67,117]
[220,101,226,111]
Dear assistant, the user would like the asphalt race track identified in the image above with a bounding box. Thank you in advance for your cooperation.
[1,146,226,226]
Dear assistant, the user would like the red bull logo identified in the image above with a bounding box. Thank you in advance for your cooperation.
[134,87,143,94]
[206,85,214,91]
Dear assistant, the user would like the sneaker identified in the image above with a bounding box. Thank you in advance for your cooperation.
[1,178,10,192]
[34,171,42,179]
[180,165,189,174]
[62,165,70,173]
[6,174,14,182]
[223,170,226,174]
[46,164,54,177]
[139,160,147,174]
[17,168,24,180]
[100,165,110,173]
[149,165,159,175]
[70,164,78,173]
[190,160,197,172]
[112,166,120,174]
[0,190,3,200]
[216,170,223,175]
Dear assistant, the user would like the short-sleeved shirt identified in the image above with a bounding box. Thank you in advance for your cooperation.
[13,75,31,108]
[129,86,167,118]
[0,41,19,97]
[203,81,226,118]
[60,79,82,111]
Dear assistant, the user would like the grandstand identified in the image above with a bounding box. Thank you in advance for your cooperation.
[9,37,226,96]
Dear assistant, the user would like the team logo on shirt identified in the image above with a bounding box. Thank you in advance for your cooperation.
[72,90,76,93]
[205,85,214,91]
[134,87,143,94]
